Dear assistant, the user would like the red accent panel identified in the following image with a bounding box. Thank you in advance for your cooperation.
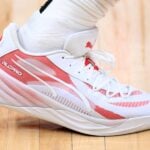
[0,50,36,83]
[39,57,73,84]
[16,50,73,84]
[0,73,48,107]
[86,84,142,98]
[0,50,73,85]
[110,101,150,108]
[85,41,93,49]
[84,57,99,71]
[85,57,95,66]
[130,91,142,96]
[95,105,125,120]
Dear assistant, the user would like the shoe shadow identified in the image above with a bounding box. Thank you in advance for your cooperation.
[15,116,96,137]
[15,116,73,133]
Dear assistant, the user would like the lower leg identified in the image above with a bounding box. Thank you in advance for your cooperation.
[19,0,118,53]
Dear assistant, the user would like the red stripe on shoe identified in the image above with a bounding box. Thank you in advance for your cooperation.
[86,83,142,98]
[85,41,93,49]
[0,50,74,85]
[110,101,150,107]
[0,50,81,100]
[95,105,125,119]
[0,73,48,107]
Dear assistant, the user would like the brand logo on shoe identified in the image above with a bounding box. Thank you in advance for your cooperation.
[85,41,93,49]
[1,61,23,76]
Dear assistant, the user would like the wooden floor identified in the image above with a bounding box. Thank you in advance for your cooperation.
[0,0,150,150]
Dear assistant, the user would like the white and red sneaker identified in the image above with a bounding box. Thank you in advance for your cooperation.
[0,23,150,136]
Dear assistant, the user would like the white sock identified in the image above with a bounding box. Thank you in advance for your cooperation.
[18,0,118,53]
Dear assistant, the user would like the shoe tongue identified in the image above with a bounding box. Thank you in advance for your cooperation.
[64,28,98,57]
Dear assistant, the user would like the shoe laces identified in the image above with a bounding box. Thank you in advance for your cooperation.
[64,49,132,99]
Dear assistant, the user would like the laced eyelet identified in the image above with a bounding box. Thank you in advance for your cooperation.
[93,87,98,92]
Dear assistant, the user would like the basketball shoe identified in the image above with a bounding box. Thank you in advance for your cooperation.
[0,23,150,136]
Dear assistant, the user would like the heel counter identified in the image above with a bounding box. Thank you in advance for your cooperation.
[0,23,20,58]
[0,29,17,57]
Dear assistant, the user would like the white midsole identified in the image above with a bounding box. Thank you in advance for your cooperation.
[1,104,150,136]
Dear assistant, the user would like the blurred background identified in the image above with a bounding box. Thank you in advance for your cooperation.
[0,0,150,90]
[0,1,150,150]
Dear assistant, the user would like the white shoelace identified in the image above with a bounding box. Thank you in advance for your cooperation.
[87,50,132,98]
[64,49,132,99]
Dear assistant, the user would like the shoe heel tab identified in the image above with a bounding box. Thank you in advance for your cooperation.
[3,23,18,36]
[0,23,19,57]
[5,23,19,30]
[0,23,18,43]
